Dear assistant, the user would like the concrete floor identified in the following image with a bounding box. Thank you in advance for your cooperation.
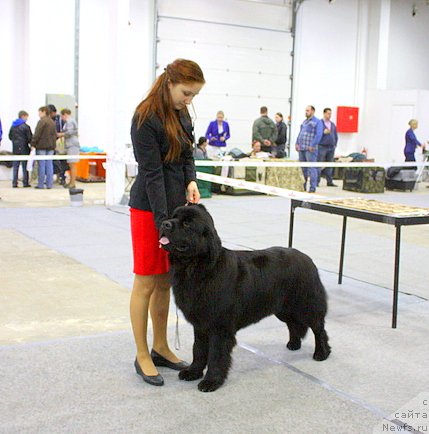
[1,179,429,434]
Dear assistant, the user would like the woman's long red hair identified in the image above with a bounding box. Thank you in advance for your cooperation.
[135,59,205,162]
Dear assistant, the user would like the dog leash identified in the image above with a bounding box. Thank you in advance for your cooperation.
[174,306,181,350]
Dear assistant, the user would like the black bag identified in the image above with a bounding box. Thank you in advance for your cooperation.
[385,167,417,192]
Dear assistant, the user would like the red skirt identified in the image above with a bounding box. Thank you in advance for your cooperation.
[130,208,169,275]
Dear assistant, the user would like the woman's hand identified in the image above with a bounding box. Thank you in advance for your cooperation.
[186,181,200,204]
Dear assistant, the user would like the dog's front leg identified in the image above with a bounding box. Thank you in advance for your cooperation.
[179,328,208,381]
[197,331,236,392]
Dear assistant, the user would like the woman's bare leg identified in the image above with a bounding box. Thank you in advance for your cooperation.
[150,273,182,362]
[130,274,159,375]
[69,162,77,186]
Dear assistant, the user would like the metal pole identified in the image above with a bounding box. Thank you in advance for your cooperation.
[392,225,401,328]
[288,0,304,157]
[74,0,80,122]
[338,216,347,284]
[288,201,296,248]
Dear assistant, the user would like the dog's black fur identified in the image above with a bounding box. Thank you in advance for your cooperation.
[160,204,331,392]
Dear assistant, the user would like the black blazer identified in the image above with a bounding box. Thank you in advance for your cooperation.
[129,110,196,229]
[275,121,287,146]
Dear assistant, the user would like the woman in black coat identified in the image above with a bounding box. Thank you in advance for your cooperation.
[275,112,288,158]
[129,59,205,387]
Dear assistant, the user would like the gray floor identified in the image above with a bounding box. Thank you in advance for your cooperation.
[1,184,429,434]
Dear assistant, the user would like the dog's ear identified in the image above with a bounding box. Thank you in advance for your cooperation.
[206,228,222,264]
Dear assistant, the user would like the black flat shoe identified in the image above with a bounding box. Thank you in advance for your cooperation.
[151,349,190,371]
[134,358,164,386]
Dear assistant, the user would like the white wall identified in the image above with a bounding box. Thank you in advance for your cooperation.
[387,0,429,90]
[0,0,75,149]
[291,0,368,157]
[292,0,429,163]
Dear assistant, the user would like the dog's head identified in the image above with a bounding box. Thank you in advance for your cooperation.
[159,204,222,263]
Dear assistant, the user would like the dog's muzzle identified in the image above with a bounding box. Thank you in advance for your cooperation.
[159,220,173,247]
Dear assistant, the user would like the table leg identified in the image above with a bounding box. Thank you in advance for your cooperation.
[338,216,347,284]
[392,225,401,329]
[288,204,295,248]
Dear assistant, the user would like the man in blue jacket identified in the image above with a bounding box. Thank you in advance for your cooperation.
[295,105,323,193]
[317,107,338,187]
[9,111,33,187]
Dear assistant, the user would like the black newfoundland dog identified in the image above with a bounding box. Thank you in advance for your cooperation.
[159,204,330,392]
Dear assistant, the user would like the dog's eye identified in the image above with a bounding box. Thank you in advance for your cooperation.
[183,221,191,229]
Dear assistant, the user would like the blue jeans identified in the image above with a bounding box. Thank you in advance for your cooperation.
[317,145,335,185]
[36,149,54,188]
[299,149,318,191]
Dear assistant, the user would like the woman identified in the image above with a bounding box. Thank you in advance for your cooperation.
[58,108,80,188]
[193,136,208,159]
[129,59,204,386]
[274,112,287,158]
[404,119,422,162]
[205,111,230,158]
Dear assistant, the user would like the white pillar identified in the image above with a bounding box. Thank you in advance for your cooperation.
[103,0,157,206]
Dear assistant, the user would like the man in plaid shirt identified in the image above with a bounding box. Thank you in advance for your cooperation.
[295,105,323,193]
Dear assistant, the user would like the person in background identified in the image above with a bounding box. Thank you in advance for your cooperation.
[317,107,338,187]
[31,106,57,189]
[193,136,208,159]
[295,105,323,193]
[129,59,204,387]
[205,110,230,158]
[58,108,80,188]
[9,110,33,188]
[252,106,278,155]
[274,112,287,158]
[47,104,62,132]
[404,119,423,162]
[48,104,67,185]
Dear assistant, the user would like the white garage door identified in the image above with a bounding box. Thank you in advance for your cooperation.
[156,0,292,151]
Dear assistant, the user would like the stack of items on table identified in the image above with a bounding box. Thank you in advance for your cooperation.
[211,154,305,195]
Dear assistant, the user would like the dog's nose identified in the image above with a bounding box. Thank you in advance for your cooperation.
[161,220,173,231]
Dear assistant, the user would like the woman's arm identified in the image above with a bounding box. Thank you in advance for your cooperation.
[64,120,78,138]
[132,118,169,229]
[223,121,231,141]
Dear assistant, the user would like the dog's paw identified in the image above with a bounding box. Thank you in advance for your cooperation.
[313,345,331,361]
[197,378,224,392]
[286,340,301,351]
[178,368,204,381]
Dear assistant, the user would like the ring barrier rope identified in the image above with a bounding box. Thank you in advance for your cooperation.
[1,155,427,199]
[195,171,322,199]
[0,154,429,168]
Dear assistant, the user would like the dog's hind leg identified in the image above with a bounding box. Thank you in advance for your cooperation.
[310,319,331,361]
[179,328,208,382]
[197,331,236,392]
[276,312,308,351]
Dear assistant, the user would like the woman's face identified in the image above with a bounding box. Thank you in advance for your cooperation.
[275,114,282,123]
[216,113,224,122]
[252,141,261,152]
[169,82,204,110]
[411,121,418,129]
